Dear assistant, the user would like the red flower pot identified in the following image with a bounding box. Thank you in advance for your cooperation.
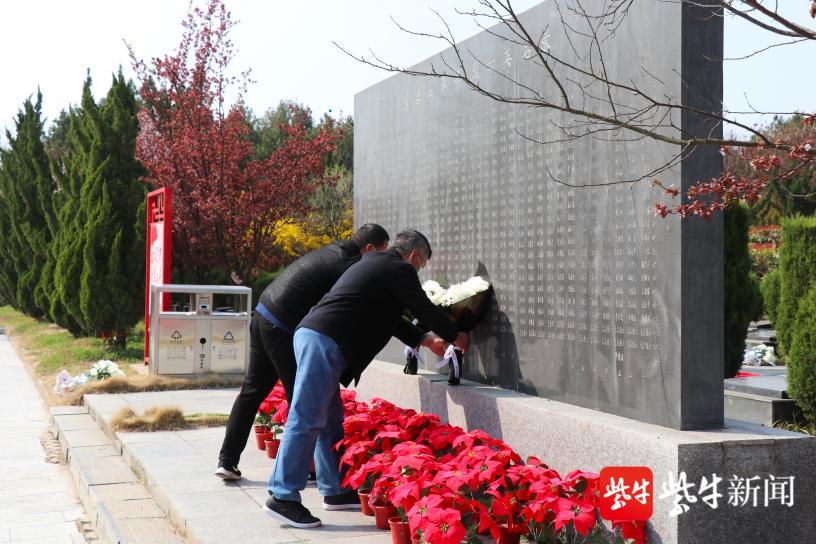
[373,504,397,530]
[265,438,280,459]
[497,526,520,544]
[389,517,411,544]
[254,427,271,450]
[358,490,374,516]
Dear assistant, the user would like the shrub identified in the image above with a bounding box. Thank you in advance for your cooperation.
[760,268,781,325]
[724,204,763,378]
[787,284,816,422]
[776,216,816,352]
[748,245,779,278]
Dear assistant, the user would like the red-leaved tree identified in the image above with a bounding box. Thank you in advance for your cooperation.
[129,0,338,282]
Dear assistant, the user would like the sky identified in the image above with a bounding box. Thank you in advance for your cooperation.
[0,1,813,143]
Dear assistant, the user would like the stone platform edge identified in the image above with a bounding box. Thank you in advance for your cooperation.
[49,405,186,544]
[352,360,816,544]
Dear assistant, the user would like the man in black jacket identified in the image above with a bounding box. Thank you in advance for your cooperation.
[263,229,469,528]
[214,224,390,481]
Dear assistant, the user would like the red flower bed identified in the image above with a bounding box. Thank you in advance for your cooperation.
[260,383,647,544]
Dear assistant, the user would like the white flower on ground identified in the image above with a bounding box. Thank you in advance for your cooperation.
[84,360,125,381]
[742,344,777,366]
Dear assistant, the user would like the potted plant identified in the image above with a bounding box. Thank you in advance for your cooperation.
[254,412,271,450]
[255,383,287,449]
[264,423,283,459]
[369,485,398,530]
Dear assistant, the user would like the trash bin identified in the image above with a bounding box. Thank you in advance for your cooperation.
[148,284,251,376]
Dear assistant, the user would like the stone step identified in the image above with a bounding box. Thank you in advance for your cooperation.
[51,406,187,544]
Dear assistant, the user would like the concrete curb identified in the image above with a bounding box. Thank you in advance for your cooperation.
[51,406,186,544]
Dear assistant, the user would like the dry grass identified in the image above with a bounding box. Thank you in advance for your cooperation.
[66,373,244,405]
[110,405,229,432]
[774,419,816,436]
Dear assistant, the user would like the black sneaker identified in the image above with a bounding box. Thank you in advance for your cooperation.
[323,489,361,511]
[214,464,242,481]
[263,496,322,528]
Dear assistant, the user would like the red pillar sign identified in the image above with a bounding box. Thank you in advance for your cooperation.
[144,188,173,362]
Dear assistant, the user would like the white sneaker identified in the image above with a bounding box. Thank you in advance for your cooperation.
[214,464,242,480]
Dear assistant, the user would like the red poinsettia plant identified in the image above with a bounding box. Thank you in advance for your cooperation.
[266,381,647,543]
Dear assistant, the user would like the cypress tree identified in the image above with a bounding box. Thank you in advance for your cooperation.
[51,79,96,334]
[776,216,816,353]
[0,93,56,317]
[0,151,12,305]
[77,72,147,345]
[787,284,816,422]
[724,203,762,378]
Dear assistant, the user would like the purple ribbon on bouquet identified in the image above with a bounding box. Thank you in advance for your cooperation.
[436,344,460,378]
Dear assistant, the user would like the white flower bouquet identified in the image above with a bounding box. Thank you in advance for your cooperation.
[403,276,493,384]
[53,360,126,394]
[742,344,777,366]
[86,360,126,380]
[422,276,492,332]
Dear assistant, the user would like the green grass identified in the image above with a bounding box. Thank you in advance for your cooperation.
[0,305,144,376]
[0,305,242,407]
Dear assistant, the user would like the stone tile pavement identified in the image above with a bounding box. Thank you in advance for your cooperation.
[82,389,394,544]
[0,335,85,544]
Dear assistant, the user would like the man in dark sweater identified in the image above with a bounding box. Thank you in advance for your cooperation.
[214,224,390,481]
[263,229,469,528]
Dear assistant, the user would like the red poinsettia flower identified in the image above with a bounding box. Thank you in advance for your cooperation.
[258,398,273,416]
[405,412,441,434]
[340,388,357,403]
[426,425,464,452]
[271,401,288,424]
[492,445,523,466]
[420,507,467,544]
[564,469,600,495]
[467,458,506,484]
[407,494,446,536]
[373,429,408,450]
[526,455,548,467]
[529,477,563,497]
[554,497,597,536]
[520,495,559,524]
[612,519,648,543]
[390,441,433,458]
[432,466,473,493]
[472,501,502,541]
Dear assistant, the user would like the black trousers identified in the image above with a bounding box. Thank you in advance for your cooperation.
[218,312,296,467]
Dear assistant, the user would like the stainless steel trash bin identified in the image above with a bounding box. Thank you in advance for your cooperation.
[148,284,251,376]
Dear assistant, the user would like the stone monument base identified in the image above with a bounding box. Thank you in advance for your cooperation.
[724,366,798,426]
[352,361,816,544]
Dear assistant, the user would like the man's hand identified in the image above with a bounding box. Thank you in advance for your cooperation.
[421,333,447,357]
[454,331,470,353]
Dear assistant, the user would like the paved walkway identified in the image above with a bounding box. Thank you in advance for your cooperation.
[0,335,85,544]
[82,389,393,544]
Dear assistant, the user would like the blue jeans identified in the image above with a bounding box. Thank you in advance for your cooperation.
[268,327,348,501]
